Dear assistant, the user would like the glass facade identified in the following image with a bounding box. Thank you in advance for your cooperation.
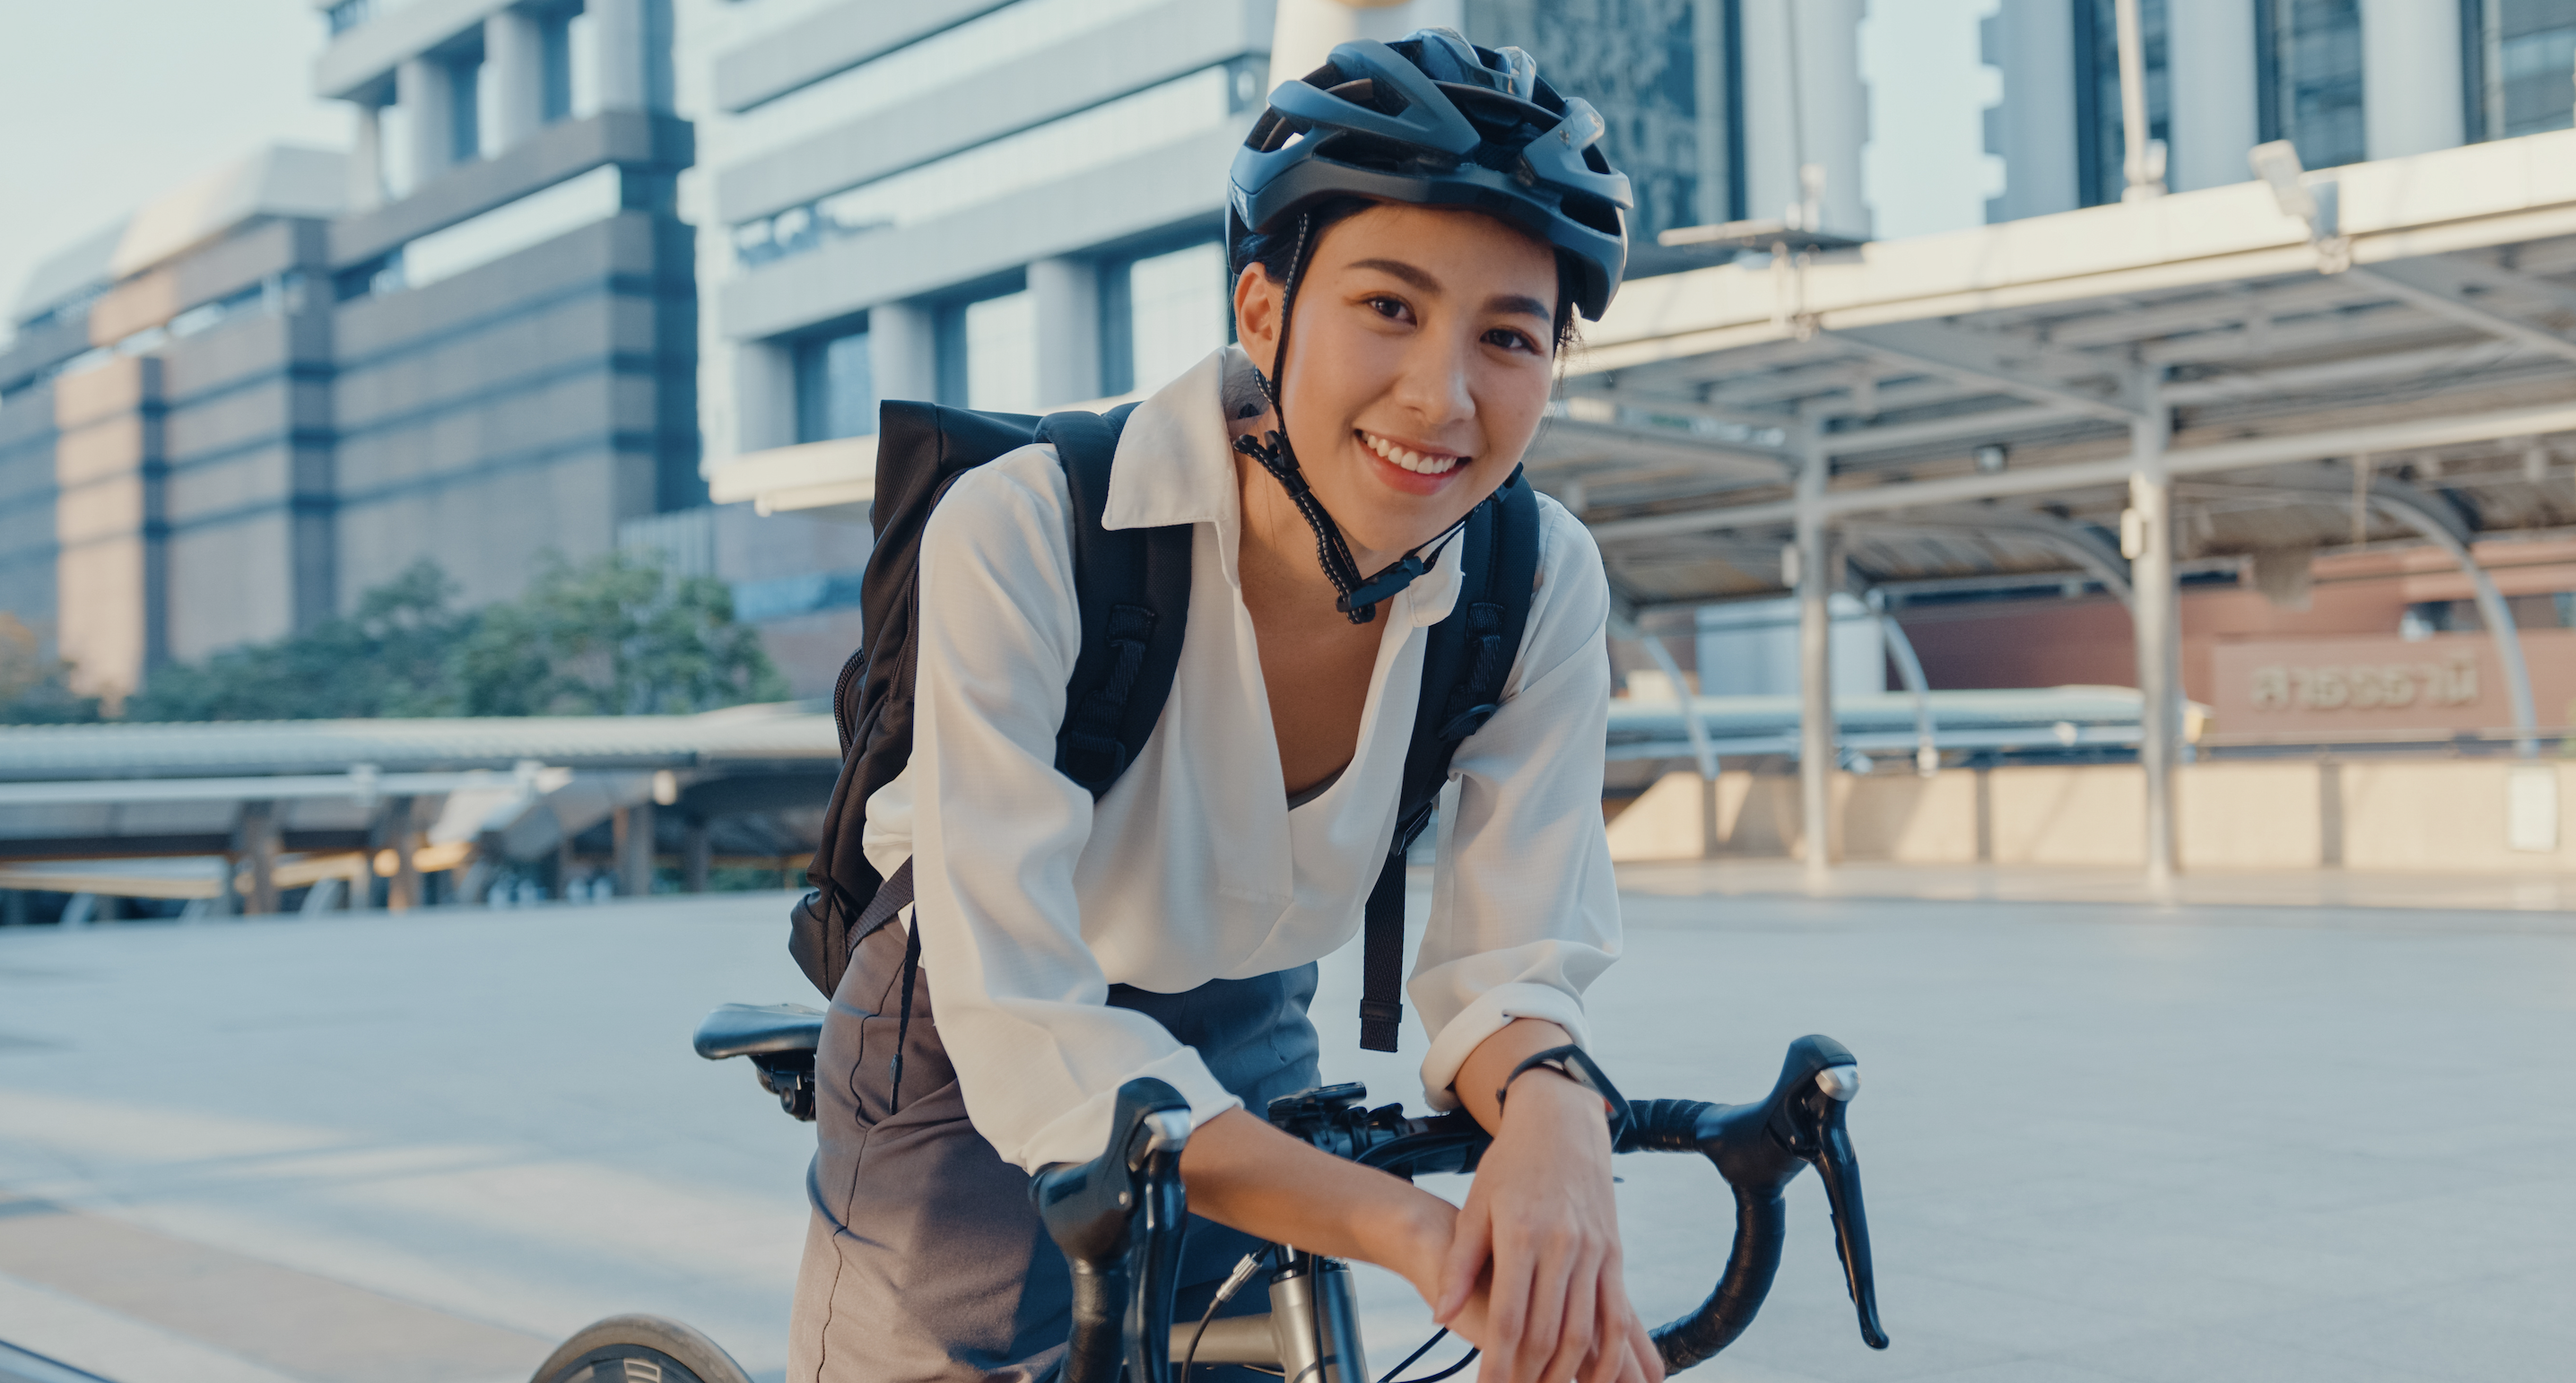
[963,292,1039,415]
[2074,0,2170,207]
[795,326,875,443]
[1105,241,1230,397]
[2475,0,2576,139]
[1464,0,1726,236]
[2257,0,2367,169]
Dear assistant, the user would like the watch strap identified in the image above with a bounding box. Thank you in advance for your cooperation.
[1497,1043,1632,1143]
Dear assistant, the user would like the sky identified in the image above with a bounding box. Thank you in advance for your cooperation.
[0,1,351,335]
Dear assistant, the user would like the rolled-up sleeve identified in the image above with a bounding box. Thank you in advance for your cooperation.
[1412,504,1623,1109]
[906,454,1241,1172]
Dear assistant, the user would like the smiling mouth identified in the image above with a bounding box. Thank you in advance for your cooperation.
[1360,431,1467,476]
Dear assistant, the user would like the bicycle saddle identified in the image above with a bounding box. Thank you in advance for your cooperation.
[692,1003,824,1060]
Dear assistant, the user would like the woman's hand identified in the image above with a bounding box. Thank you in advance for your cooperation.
[1436,1029,1663,1383]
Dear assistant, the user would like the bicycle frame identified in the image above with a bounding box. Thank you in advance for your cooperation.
[1178,1250,1374,1383]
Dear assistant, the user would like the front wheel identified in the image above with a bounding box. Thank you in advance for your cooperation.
[530,1314,755,1383]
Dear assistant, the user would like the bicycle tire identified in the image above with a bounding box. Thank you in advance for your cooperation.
[527,1314,755,1383]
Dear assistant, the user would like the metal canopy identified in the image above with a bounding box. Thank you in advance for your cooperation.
[1532,130,2576,884]
[1528,130,2576,611]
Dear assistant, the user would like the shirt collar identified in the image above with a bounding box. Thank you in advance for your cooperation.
[1103,345,1466,627]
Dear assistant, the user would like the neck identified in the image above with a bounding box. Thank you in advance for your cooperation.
[1229,411,1408,611]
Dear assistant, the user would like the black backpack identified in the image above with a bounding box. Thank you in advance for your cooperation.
[790,399,1539,1053]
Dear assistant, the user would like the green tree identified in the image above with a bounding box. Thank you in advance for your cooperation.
[115,551,788,722]
[448,551,788,716]
[0,613,102,724]
[123,561,470,721]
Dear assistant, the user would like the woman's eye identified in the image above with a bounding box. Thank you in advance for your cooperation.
[1484,327,1538,353]
[1366,295,1410,321]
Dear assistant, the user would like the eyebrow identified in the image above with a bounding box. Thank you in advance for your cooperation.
[1347,257,1553,322]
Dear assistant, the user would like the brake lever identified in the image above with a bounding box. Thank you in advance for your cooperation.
[1125,1099,1192,1383]
[1031,1078,1193,1383]
[1773,1042,1888,1351]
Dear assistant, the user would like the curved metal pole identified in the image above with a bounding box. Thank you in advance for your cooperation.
[2363,492,2540,758]
[1866,588,1938,776]
[1644,631,1719,781]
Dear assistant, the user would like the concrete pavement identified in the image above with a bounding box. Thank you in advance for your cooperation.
[2,878,2572,1382]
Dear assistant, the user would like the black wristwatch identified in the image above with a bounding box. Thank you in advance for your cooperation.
[1497,1043,1631,1143]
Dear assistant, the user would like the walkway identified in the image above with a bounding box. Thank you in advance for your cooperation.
[1,878,2570,1381]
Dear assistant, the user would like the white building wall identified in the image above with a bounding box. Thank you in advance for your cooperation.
[2360,0,2465,160]
[1738,0,1870,235]
[2166,0,2260,191]
[1984,0,2079,221]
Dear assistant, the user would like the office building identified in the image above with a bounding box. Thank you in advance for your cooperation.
[697,0,1871,526]
[1985,0,2576,218]
[0,0,697,704]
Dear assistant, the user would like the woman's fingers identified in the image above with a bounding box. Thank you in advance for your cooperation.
[1436,1194,1494,1324]
[1536,1243,1600,1383]
[1483,1209,1535,1373]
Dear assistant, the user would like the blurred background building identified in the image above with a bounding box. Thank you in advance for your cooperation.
[8,0,2576,910]
[1,0,701,706]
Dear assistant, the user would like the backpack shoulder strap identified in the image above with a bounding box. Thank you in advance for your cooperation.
[1357,467,1543,1052]
[1042,404,1193,796]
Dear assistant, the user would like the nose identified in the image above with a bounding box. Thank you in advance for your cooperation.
[1390,322,1477,433]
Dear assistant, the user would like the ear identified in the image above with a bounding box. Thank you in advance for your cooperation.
[1232,264,1284,378]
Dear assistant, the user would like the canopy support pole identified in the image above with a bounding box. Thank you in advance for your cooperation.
[2126,371,2180,890]
[1795,425,1835,884]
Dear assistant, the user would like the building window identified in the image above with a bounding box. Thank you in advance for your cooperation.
[960,291,1039,414]
[795,324,875,443]
[2257,0,2367,169]
[730,64,1245,270]
[542,6,577,124]
[2074,0,2170,207]
[1103,241,1230,397]
[449,56,484,163]
[2472,0,2576,140]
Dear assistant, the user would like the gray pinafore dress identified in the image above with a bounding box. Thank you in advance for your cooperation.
[787,913,1323,1383]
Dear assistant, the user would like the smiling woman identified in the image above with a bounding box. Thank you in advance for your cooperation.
[788,28,1653,1383]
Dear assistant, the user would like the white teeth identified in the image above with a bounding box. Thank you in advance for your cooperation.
[1362,431,1463,475]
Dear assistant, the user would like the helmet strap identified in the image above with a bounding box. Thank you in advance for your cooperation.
[1232,213,1458,625]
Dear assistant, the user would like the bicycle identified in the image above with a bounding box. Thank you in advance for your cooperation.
[528,1003,1888,1383]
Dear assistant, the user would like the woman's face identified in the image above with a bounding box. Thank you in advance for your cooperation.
[1233,204,1560,563]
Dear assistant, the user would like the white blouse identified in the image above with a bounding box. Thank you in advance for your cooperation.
[863,346,1623,1173]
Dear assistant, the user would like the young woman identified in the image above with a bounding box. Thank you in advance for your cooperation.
[792,30,1650,1383]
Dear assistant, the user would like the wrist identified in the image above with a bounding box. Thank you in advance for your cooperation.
[1500,1066,1612,1127]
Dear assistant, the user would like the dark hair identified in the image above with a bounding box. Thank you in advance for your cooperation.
[1231,196,1583,353]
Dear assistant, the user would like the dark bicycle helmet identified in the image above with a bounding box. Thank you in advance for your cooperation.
[1224,28,1632,624]
[1229,28,1633,320]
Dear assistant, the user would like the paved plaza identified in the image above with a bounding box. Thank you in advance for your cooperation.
[1,874,2572,1383]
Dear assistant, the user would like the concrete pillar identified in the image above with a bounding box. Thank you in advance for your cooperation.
[2125,378,2179,890]
[614,802,657,896]
[1985,0,2080,220]
[1739,0,1868,234]
[683,817,711,893]
[868,301,939,406]
[1030,257,1102,408]
[385,796,422,912]
[2166,0,2259,191]
[2362,0,2464,159]
[734,340,799,452]
[592,0,668,112]
[396,57,454,187]
[1270,0,1464,90]
[348,101,386,213]
[485,6,546,152]
[236,802,281,916]
[1794,430,1835,884]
